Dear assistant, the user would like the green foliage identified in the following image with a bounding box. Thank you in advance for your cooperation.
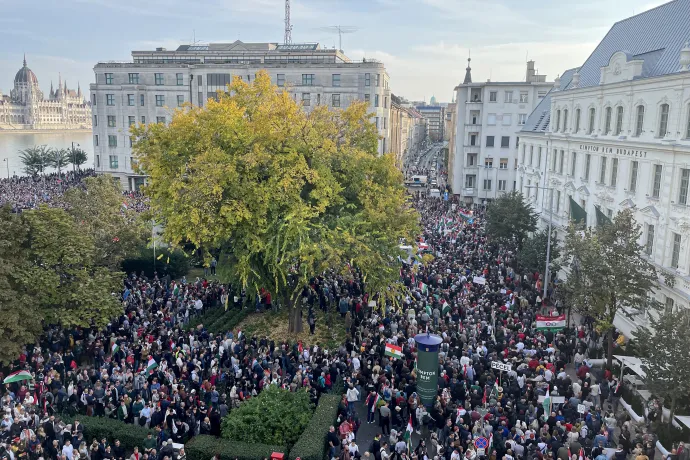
[562,209,657,367]
[19,145,51,176]
[133,71,419,333]
[59,415,154,452]
[485,191,537,249]
[185,434,284,460]
[67,146,88,169]
[635,306,690,420]
[121,246,190,279]
[185,306,249,335]
[47,148,70,172]
[517,229,561,276]
[288,393,341,460]
[221,386,314,448]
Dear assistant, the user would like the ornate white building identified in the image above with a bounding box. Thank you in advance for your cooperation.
[0,56,92,130]
[517,0,690,336]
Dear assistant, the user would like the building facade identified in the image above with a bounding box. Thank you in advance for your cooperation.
[517,0,690,335]
[90,41,391,189]
[416,105,445,142]
[390,95,425,169]
[451,59,552,203]
[0,57,91,130]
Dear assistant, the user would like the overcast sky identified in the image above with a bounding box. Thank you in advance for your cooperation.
[0,0,668,103]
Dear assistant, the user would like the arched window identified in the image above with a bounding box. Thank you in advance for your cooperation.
[555,110,561,132]
[604,106,612,134]
[562,109,569,132]
[635,105,645,136]
[588,108,596,134]
[659,103,670,137]
[615,106,624,135]
[574,108,581,133]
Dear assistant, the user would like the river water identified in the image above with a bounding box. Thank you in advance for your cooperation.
[0,130,94,177]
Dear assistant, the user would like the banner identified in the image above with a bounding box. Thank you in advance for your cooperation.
[414,334,442,406]
[472,276,486,285]
[536,314,566,331]
[385,343,404,359]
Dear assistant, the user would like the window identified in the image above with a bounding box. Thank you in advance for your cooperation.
[376,74,380,86]
[109,155,118,168]
[519,114,527,125]
[465,175,476,188]
[92,94,96,106]
[489,91,497,102]
[467,153,477,166]
[562,109,568,132]
[537,147,542,168]
[93,115,98,127]
[659,103,670,137]
[519,92,528,103]
[332,74,341,87]
[500,158,508,169]
[364,94,370,103]
[107,115,116,127]
[177,95,184,107]
[128,73,139,84]
[635,105,645,136]
[301,93,311,106]
[126,94,134,106]
[551,149,557,172]
[483,179,492,190]
[176,73,183,86]
[502,114,512,126]
[129,137,134,148]
[470,133,477,146]
[665,296,675,313]
[155,95,164,107]
[555,110,561,132]
[94,135,99,147]
[599,157,607,184]
[302,74,315,85]
[156,116,166,124]
[487,113,496,125]
[486,136,495,147]
[686,105,690,138]
[575,108,581,133]
[653,164,662,198]
[365,73,371,86]
[484,158,493,168]
[557,150,564,174]
[128,116,135,127]
[585,154,591,180]
[329,93,340,107]
[672,233,681,268]
[153,73,163,85]
[108,135,117,147]
[106,94,114,106]
[571,152,577,176]
[317,93,322,105]
[382,117,386,129]
[504,91,513,103]
[501,136,510,148]
[680,169,690,205]
[521,145,526,165]
[498,180,507,191]
[604,106,612,134]
[529,146,534,165]
[556,190,561,213]
[645,224,655,255]
[538,91,547,98]
[630,160,638,192]
[374,94,379,107]
[588,108,596,134]
[615,106,624,135]
[611,158,618,187]
[277,74,285,87]
[105,73,113,85]
[141,116,146,124]
[140,94,145,106]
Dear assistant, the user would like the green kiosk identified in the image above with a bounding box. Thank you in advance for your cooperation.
[414,333,442,407]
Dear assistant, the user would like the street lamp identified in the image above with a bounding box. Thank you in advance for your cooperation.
[525,184,554,302]
[2,158,8,180]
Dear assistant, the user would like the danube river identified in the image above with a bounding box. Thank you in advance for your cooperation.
[0,130,94,177]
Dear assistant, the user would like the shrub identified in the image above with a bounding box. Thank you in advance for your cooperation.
[655,422,690,450]
[59,415,154,453]
[289,393,341,460]
[122,246,190,279]
[221,386,313,448]
[185,434,284,460]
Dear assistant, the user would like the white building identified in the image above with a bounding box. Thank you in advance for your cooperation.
[517,0,690,336]
[90,41,391,190]
[417,105,445,143]
[0,56,91,130]
[451,60,552,204]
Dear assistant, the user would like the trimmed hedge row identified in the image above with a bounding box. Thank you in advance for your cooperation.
[60,415,154,453]
[185,434,284,460]
[288,393,341,460]
[184,306,227,331]
[206,308,250,334]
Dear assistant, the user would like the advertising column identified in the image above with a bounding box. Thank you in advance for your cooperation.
[414,333,442,407]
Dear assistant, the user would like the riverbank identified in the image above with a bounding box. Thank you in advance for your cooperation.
[0,128,92,134]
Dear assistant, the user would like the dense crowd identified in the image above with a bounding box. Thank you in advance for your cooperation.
[0,170,97,211]
[0,195,678,460]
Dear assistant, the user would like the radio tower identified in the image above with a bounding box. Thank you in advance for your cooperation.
[284,0,293,44]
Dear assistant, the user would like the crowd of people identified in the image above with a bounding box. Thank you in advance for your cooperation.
[0,192,674,460]
[0,169,97,212]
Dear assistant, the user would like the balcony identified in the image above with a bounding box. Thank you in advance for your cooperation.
[463,187,477,196]
[466,99,482,105]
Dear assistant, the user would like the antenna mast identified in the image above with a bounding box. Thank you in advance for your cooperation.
[284,0,293,44]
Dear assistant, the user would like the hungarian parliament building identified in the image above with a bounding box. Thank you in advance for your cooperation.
[0,56,92,130]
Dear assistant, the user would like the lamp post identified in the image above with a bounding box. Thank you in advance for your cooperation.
[525,184,554,302]
[2,158,8,179]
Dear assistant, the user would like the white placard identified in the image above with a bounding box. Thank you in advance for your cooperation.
[538,395,566,404]
[473,276,486,285]
[491,361,512,372]
[577,404,586,414]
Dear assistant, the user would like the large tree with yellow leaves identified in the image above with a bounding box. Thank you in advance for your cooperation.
[133,71,419,332]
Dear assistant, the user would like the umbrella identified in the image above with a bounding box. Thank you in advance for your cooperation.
[3,370,33,384]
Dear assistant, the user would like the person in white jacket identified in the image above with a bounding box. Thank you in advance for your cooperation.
[346,384,359,415]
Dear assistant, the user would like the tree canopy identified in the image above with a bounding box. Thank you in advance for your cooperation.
[133,71,419,332]
[485,192,537,249]
[517,229,561,276]
[562,209,657,367]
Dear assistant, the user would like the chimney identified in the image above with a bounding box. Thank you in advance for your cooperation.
[526,60,536,82]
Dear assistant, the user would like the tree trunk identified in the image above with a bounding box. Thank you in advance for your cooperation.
[288,305,303,334]
[606,330,614,369]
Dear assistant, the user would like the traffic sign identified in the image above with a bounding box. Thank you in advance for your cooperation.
[491,361,512,372]
[474,437,489,450]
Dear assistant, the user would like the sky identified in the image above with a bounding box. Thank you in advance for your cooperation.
[0,0,669,103]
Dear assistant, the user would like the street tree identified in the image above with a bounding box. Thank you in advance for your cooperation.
[67,145,88,171]
[19,145,50,176]
[133,71,419,333]
[635,304,690,422]
[485,191,537,249]
[47,148,70,177]
[562,208,657,368]
[517,229,561,276]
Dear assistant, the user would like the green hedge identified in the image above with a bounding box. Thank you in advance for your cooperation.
[60,415,154,453]
[122,247,190,279]
[185,434,284,460]
[184,307,248,335]
[288,394,341,460]
[185,305,227,331]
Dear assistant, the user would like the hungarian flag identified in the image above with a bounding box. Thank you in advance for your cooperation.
[536,314,566,331]
[146,357,158,372]
[543,388,552,414]
[385,343,403,359]
[442,301,451,316]
[369,393,380,413]
[111,343,119,355]
[418,282,428,294]
[404,414,413,445]
[418,242,429,250]
[578,448,585,460]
